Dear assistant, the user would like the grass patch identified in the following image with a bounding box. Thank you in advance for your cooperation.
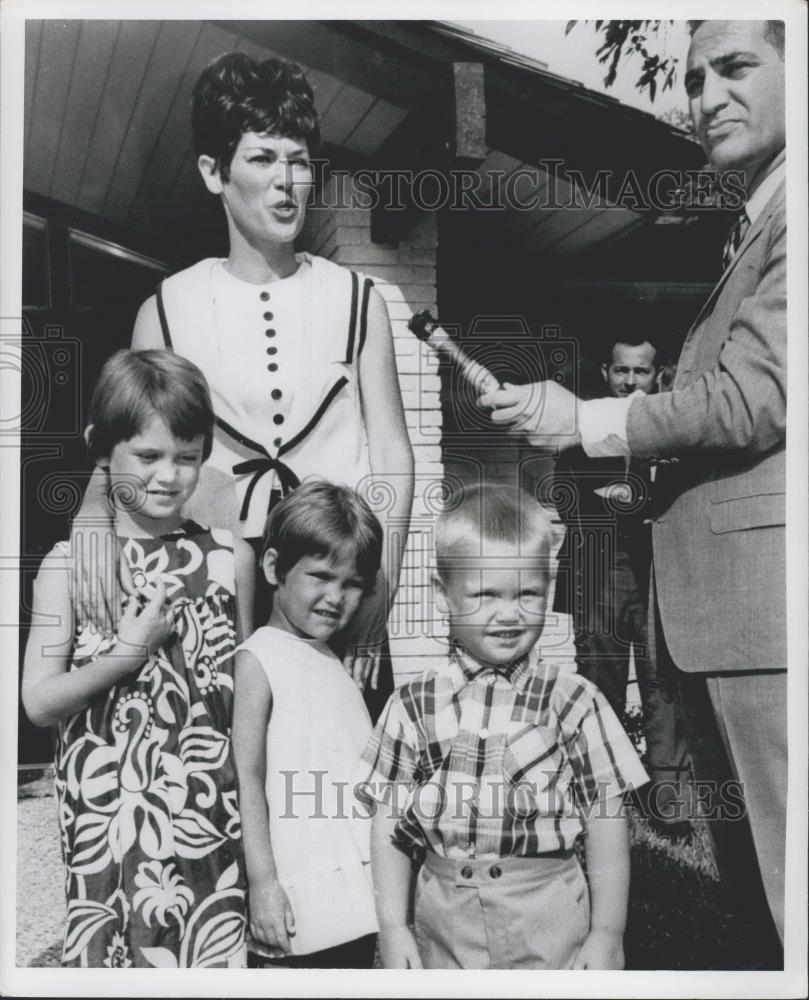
[620,706,781,970]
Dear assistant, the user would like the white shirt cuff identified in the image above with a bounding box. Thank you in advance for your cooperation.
[579,396,633,458]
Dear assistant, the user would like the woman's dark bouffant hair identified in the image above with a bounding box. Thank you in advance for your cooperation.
[191,52,320,180]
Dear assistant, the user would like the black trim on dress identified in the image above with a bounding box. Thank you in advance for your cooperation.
[155,282,173,348]
[218,376,350,522]
[345,270,359,363]
[358,278,373,358]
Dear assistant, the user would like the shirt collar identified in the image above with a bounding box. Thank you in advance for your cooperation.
[745,154,785,226]
[446,644,534,694]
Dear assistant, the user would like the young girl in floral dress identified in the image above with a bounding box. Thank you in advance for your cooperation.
[23,349,255,968]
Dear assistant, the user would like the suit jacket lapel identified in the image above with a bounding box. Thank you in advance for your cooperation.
[677,181,785,376]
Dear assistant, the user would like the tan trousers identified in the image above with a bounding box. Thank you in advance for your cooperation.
[414,851,590,969]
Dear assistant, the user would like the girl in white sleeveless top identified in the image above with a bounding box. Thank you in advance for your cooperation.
[232,482,383,967]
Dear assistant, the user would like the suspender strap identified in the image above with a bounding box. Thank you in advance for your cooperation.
[155,281,173,348]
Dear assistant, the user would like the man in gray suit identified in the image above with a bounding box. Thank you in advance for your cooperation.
[481,20,787,945]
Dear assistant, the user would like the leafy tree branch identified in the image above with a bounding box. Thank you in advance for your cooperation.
[566,20,679,103]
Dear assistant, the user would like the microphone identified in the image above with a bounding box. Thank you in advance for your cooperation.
[408,310,501,397]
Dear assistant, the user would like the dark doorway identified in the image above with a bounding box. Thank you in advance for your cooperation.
[19,196,169,765]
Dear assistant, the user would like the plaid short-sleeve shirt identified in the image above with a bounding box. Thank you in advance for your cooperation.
[358,650,648,859]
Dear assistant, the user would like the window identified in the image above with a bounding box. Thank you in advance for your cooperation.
[22,212,51,308]
[68,229,167,310]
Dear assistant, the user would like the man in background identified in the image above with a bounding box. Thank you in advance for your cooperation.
[553,337,689,838]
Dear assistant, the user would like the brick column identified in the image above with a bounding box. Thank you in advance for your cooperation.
[303,177,449,683]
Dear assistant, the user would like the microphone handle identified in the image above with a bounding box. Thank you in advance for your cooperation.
[424,325,500,396]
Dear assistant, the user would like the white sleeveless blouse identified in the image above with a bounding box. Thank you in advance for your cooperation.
[157,254,374,537]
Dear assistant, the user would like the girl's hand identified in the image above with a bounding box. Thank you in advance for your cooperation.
[378,926,423,969]
[116,578,173,660]
[249,878,296,956]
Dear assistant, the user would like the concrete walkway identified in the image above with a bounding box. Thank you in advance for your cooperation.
[16,772,64,967]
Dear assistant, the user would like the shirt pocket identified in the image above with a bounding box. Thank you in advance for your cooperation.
[502,724,567,819]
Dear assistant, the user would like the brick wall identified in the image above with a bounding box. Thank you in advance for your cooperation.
[302,177,449,683]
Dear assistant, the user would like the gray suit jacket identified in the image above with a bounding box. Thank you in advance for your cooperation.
[626,180,786,674]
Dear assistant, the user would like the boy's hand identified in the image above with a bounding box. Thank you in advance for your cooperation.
[116,578,173,659]
[572,929,624,970]
[378,926,423,969]
[249,878,296,956]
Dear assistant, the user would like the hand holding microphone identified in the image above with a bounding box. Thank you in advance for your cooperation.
[407,310,501,397]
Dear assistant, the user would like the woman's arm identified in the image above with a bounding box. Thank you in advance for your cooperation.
[131,295,164,351]
[69,294,164,630]
[70,464,135,631]
[23,555,172,727]
[232,651,295,954]
[67,291,163,632]
[233,537,256,643]
[135,294,243,534]
[358,287,415,608]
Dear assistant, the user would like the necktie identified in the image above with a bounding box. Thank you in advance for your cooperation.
[721,210,750,271]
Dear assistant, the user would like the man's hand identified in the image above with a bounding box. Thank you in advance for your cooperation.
[248,878,296,957]
[478,381,581,449]
[378,925,423,969]
[572,929,625,970]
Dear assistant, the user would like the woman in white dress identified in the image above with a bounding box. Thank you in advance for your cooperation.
[80,53,413,718]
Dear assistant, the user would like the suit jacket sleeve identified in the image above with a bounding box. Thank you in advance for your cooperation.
[626,199,786,459]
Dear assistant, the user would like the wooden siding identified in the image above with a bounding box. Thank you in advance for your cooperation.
[25,20,408,240]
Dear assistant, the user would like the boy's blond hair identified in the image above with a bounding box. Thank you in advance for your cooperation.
[434,482,552,580]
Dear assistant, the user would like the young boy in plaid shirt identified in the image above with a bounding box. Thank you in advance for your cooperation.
[358,483,648,969]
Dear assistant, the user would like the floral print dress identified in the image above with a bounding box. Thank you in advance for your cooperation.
[53,522,247,968]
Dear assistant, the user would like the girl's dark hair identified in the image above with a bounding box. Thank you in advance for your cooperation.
[87,349,215,462]
[191,52,320,180]
[261,480,383,590]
